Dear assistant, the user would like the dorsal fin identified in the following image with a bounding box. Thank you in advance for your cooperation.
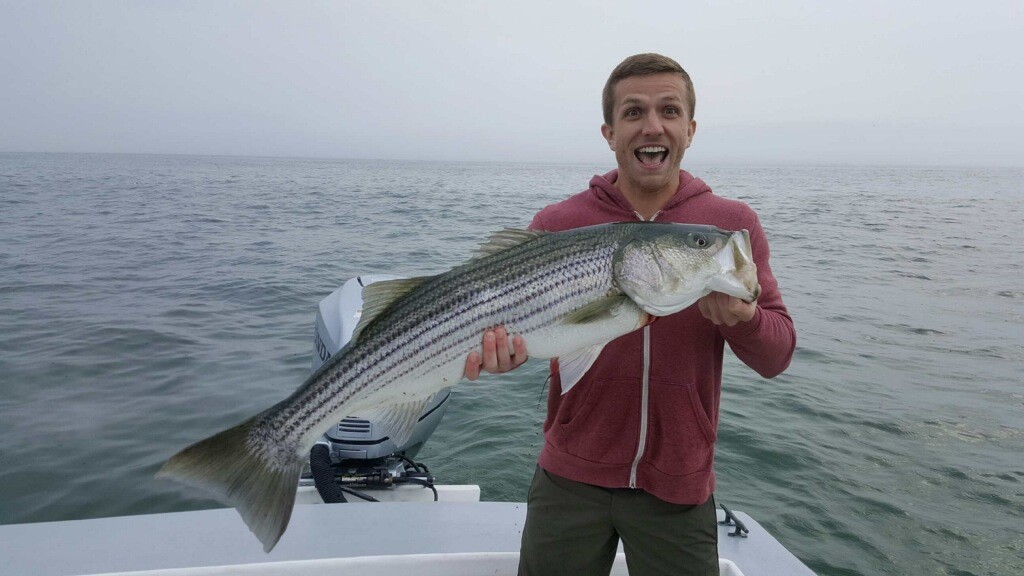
[474,227,546,258]
[353,276,435,341]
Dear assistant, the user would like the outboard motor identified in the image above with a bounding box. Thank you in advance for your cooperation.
[303,275,451,502]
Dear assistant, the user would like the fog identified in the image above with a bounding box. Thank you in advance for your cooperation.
[2,1,1021,166]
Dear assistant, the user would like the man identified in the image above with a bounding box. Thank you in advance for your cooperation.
[465,53,796,576]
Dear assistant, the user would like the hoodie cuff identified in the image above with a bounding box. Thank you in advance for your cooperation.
[720,306,763,339]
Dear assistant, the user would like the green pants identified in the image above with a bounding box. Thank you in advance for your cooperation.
[519,467,719,576]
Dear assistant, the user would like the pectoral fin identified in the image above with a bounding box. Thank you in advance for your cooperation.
[563,294,630,324]
[557,343,607,395]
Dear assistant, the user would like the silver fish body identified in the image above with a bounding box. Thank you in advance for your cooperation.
[157,222,759,551]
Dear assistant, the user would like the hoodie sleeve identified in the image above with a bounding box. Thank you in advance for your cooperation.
[718,213,796,378]
[528,210,548,232]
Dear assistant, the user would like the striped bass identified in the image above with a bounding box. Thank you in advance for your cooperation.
[157,221,760,551]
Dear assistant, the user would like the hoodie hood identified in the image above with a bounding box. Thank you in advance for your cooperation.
[529,168,718,233]
[590,169,712,219]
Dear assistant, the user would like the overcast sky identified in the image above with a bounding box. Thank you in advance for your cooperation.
[1,1,1021,166]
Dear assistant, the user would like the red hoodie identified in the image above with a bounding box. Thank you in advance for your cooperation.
[530,169,796,504]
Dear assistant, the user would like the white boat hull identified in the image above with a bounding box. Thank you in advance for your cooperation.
[90,552,746,576]
[0,500,814,576]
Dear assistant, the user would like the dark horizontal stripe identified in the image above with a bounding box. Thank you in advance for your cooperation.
[268,231,626,444]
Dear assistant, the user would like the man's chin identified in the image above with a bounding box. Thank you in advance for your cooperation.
[621,169,679,195]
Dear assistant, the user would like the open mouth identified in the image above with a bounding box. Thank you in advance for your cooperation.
[712,230,761,302]
[634,146,669,167]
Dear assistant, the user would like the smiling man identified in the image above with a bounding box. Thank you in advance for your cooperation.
[466,53,797,576]
[599,68,697,221]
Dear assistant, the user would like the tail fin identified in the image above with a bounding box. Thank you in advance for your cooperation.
[156,416,303,552]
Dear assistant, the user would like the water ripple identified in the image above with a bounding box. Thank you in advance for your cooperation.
[1,154,1023,575]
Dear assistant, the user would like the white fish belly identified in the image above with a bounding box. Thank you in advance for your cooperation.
[520,300,646,360]
[303,299,645,448]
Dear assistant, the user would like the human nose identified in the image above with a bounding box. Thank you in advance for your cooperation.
[642,113,663,136]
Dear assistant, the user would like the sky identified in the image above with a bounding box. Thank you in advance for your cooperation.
[1,1,1022,167]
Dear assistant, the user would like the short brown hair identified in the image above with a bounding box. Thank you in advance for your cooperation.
[602,53,695,125]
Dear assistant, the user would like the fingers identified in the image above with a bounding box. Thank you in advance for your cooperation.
[482,330,499,372]
[698,295,716,324]
[493,328,513,371]
[464,350,481,381]
[699,293,756,326]
[724,296,756,325]
[464,327,529,380]
[487,327,524,372]
[698,293,725,325]
[511,334,528,365]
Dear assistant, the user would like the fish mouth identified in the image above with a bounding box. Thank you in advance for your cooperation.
[711,230,760,302]
[634,145,669,167]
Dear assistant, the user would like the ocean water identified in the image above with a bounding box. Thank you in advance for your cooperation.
[1,152,1021,575]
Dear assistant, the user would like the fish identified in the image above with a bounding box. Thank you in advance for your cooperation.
[156,221,760,552]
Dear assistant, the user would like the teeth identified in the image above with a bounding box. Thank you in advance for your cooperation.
[638,146,667,153]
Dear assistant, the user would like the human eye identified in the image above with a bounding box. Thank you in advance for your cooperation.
[664,106,679,117]
[623,107,642,119]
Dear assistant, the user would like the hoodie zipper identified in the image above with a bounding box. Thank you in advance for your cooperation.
[628,210,660,488]
[629,325,652,488]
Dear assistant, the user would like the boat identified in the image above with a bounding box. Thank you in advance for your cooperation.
[0,276,816,576]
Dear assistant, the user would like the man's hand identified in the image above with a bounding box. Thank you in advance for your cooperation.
[464,327,528,381]
[698,292,756,327]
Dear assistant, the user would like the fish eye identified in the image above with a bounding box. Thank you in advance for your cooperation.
[688,233,709,248]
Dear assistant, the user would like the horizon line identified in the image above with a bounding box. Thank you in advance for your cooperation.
[1,149,1021,171]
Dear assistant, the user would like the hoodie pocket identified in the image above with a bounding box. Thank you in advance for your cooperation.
[554,378,640,465]
[643,379,717,477]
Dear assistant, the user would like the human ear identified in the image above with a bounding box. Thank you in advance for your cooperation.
[685,120,697,149]
[601,123,615,150]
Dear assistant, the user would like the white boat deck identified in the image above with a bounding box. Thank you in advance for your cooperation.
[0,496,814,576]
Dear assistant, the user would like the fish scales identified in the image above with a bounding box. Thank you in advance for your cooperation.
[364,243,602,372]
[388,246,614,389]
[157,221,761,552]
[388,244,613,366]
[267,232,621,450]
